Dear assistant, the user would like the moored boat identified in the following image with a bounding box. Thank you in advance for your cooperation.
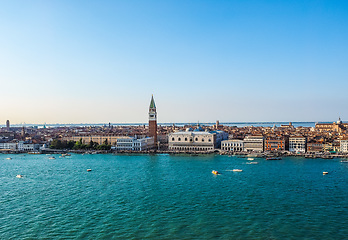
[232,169,243,172]
[212,170,220,175]
[266,157,282,160]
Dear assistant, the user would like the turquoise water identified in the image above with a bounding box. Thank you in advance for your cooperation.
[1,154,347,239]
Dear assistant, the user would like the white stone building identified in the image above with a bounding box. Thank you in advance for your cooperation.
[340,138,348,153]
[221,139,244,152]
[168,127,228,152]
[113,137,155,151]
[289,136,307,153]
[0,142,17,150]
[132,137,155,151]
[0,141,40,152]
[243,135,264,152]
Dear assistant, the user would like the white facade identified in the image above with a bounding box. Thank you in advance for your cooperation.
[289,137,307,153]
[133,137,155,151]
[0,141,39,151]
[221,139,244,152]
[113,137,155,151]
[243,135,264,152]
[340,139,348,153]
[210,130,229,148]
[168,128,227,152]
[169,131,215,151]
[0,142,17,150]
[115,137,134,150]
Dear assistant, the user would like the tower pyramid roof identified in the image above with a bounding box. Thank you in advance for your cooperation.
[149,95,156,109]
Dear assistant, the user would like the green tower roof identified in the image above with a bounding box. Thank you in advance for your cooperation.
[149,95,156,109]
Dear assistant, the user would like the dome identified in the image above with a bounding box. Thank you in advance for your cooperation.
[194,126,204,132]
[186,127,193,132]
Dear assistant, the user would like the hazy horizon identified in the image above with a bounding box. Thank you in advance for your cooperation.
[1,0,347,124]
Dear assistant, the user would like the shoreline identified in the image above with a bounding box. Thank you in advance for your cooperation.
[1,149,348,159]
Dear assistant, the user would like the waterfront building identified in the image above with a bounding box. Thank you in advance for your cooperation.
[289,136,307,153]
[323,143,334,152]
[221,139,244,152]
[17,141,40,152]
[113,136,155,151]
[307,140,323,153]
[148,95,157,143]
[114,137,133,151]
[340,138,348,153]
[132,137,155,151]
[243,135,264,152]
[168,127,227,152]
[264,137,288,151]
[0,142,17,150]
[332,142,340,152]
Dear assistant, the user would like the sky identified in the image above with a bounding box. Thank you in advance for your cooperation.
[0,0,347,124]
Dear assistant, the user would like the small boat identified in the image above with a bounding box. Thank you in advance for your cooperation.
[16,175,23,178]
[247,158,254,161]
[340,160,348,163]
[246,162,258,164]
[323,172,329,175]
[49,157,55,160]
[6,157,12,160]
[212,170,220,175]
[266,157,282,160]
[87,169,92,172]
[232,169,243,172]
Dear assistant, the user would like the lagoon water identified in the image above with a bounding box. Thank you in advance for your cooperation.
[1,154,347,239]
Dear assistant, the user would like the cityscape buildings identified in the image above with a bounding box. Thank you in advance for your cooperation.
[0,96,348,155]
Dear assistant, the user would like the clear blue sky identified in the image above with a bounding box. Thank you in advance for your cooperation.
[0,0,347,124]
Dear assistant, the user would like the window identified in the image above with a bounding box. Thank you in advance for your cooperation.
[208,139,211,142]
[185,138,187,141]
[178,138,181,141]
[172,138,174,141]
[195,138,198,141]
[202,139,204,142]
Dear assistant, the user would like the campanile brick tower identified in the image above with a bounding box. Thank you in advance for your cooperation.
[149,95,157,143]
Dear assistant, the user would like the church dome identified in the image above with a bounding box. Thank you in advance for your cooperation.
[186,127,193,132]
[194,126,204,132]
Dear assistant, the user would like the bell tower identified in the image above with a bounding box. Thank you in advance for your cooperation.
[149,95,157,143]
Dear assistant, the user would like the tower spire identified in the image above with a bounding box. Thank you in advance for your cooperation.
[149,94,156,109]
[148,95,157,145]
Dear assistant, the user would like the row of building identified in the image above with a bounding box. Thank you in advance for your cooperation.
[62,135,155,151]
[221,135,348,153]
[0,141,41,152]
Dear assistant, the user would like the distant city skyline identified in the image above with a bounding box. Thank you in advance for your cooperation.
[1,0,347,124]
